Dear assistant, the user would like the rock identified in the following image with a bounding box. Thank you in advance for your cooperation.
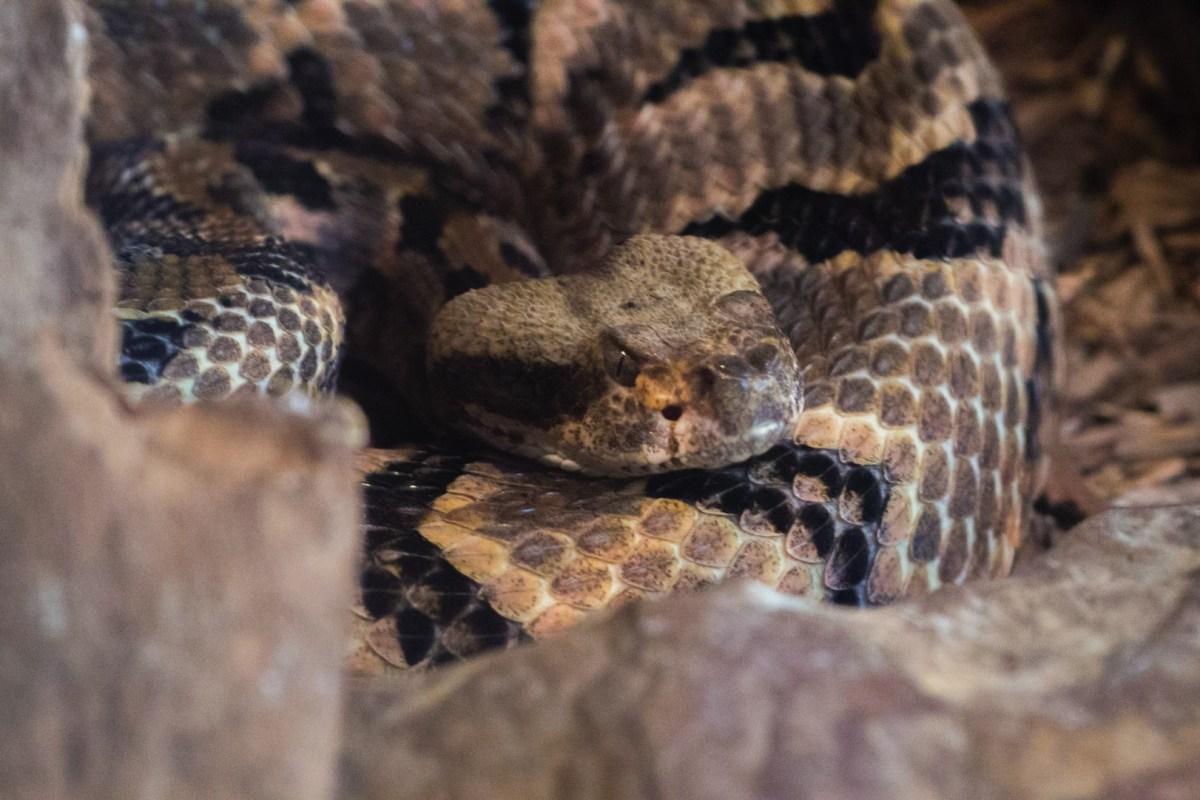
[0,2,360,798]
[341,504,1200,800]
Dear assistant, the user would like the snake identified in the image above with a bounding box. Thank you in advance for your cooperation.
[83,0,1057,670]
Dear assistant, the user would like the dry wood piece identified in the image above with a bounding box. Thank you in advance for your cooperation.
[0,2,361,798]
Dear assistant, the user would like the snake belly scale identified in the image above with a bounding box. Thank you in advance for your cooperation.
[84,0,1057,668]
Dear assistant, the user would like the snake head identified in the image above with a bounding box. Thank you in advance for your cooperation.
[427,235,802,476]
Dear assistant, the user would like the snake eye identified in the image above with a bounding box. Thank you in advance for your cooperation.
[601,332,643,387]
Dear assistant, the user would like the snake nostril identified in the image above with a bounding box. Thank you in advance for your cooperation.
[661,404,683,421]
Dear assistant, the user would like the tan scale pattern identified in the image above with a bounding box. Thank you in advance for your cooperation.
[412,459,829,636]
[774,247,1040,597]
[96,136,346,406]
[120,279,343,407]
[526,0,1010,271]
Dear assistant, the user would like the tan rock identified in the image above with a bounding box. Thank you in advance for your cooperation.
[0,3,359,797]
[342,505,1200,800]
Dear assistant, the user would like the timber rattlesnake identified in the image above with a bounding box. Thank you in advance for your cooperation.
[84,0,1056,669]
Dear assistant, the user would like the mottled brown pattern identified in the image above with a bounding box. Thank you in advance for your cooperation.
[86,0,1056,669]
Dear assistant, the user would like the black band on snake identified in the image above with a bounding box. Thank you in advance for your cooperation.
[83,0,1057,669]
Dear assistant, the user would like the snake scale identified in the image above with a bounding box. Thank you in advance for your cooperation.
[84,0,1057,670]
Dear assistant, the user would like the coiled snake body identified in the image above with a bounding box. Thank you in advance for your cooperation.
[85,0,1056,668]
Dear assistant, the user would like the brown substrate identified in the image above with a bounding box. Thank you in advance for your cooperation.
[964,0,1200,510]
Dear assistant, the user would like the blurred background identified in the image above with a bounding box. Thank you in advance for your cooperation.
[963,0,1200,514]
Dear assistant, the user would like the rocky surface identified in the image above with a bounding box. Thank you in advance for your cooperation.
[341,504,1200,799]
[0,3,361,798]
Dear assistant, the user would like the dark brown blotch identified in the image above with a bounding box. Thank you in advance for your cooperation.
[1004,373,1024,428]
[248,298,276,318]
[214,312,247,333]
[980,361,1003,410]
[804,382,835,408]
[239,351,271,382]
[870,340,909,377]
[920,271,948,300]
[919,445,950,501]
[828,347,869,377]
[682,518,739,567]
[948,348,979,399]
[879,382,917,427]
[194,366,232,400]
[953,404,982,456]
[207,335,242,363]
[857,310,899,341]
[980,418,1001,469]
[918,390,954,442]
[882,273,917,302]
[267,366,294,396]
[181,326,211,348]
[912,342,945,386]
[162,351,199,381]
[938,520,970,584]
[899,301,933,337]
[279,333,302,362]
[936,302,968,344]
[278,307,302,332]
[299,347,319,382]
[909,508,942,562]
[247,321,276,347]
[836,377,878,414]
[620,541,679,592]
[977,474,998,532]
[303,319,323,346]
[431,354,595,427]
[509,531,572,575]
[949,461,978,519]
[970,309,996,354]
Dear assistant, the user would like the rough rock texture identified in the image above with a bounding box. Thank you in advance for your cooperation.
[0,2,360,798]
[341,504,1200,800]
